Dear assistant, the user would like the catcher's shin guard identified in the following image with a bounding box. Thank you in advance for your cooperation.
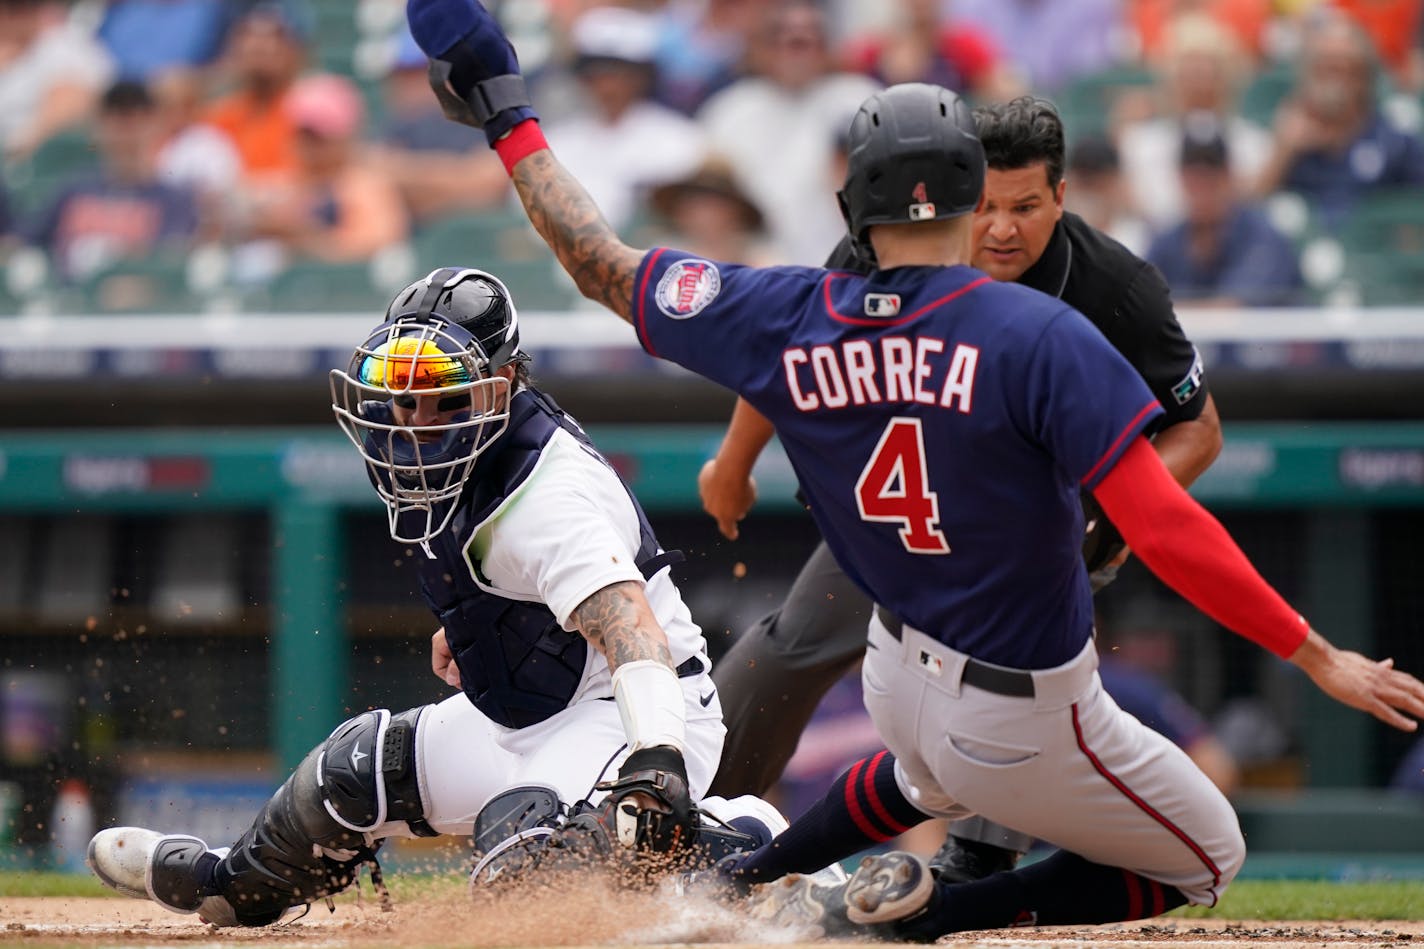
[212,707,435,925]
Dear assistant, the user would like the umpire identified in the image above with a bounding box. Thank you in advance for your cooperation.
[702,96,1222,877]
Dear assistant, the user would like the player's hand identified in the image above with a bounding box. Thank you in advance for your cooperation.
[432,627,462,688]
[1291,630,1424,731]
[590,745,698,854]
[698,458,757,540]
[406,0,538,141]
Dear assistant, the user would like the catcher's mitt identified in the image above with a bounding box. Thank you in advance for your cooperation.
[572,745,699,857]
[1080,491,1126,575]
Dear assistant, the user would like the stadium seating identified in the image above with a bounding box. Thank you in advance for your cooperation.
[1335,190,1424,306]
[76,256,202,315]
[6,129,99,224]
[411,211,581,311]
[1052,65,1156,142]
[262,260,388,313]
[1239,64,1295,128]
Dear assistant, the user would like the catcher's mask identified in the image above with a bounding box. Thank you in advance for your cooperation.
[330,267,527,546]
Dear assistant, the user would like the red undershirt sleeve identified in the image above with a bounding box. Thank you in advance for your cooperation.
[1091,436,1309,659]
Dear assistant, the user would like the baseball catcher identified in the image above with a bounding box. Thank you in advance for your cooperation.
[86,268,784,925]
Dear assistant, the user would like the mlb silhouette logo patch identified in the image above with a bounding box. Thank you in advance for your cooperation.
[864,293,902,317]
[656,258,722,319]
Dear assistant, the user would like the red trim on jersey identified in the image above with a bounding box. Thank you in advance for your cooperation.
[634,248,667,357]
[493,119,549,176]
[1093,437,1310,659]
[861,750,912,834]
[843,758,894,841]
[1073,703,1223,890]
[822,273,992,327]
[1123,869,1143,919]
[1080,398,1161,488]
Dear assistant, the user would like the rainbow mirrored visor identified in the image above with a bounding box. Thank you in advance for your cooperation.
[355,337,476,399]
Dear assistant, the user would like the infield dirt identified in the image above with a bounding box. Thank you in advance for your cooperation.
[3,894,1423,948]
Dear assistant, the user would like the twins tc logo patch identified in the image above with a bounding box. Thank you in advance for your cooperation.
[655,258,722,319]
[864,292,902,317]
[1172,347,1205,405]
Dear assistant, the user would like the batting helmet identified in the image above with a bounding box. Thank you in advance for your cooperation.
[837,83,985,260]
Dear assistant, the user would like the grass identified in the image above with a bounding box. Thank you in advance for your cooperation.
[0,871,112,898]
[3,872,1421,921]
[1174,880,1424,921]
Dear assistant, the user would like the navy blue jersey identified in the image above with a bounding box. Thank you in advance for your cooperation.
[635,250,1163,668]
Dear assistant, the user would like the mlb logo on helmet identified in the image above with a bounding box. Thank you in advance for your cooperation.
[908,180,935,221]
[655,258,722,319]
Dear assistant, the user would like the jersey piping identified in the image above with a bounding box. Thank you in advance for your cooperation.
[1072,703,1223,903]
[822,272,992,327]
[1080,398,1163,488]
[635,247,669,358]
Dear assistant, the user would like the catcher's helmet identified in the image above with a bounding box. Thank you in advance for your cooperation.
[383,267,526,372]
[837,83,986,260]
[330,268,526,545]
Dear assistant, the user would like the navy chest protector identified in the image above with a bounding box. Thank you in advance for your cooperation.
[410,389,681,730]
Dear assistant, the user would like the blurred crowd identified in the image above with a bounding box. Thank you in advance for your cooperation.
[0,0,1422,312]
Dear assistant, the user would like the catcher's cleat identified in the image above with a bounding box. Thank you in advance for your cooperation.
[928,835,1021,883]
[87,827,238,925]
[844,851,936,925]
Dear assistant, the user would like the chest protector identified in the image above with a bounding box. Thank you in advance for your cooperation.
[410,389,680,730]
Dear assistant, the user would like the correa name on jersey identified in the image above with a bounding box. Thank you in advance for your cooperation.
[782,336,978,412]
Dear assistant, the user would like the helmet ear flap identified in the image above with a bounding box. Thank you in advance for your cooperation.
[837,188,876,266]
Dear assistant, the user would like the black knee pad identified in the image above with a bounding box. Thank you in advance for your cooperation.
[320,708,436,837]
[213,707,434,925]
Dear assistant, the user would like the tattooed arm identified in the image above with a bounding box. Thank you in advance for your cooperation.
[409,3,640,319]
[507,148,643,323]
[571,580,688,757]
[569,579,674,674]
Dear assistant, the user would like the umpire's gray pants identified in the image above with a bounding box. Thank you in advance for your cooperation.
[707,540,1035,852]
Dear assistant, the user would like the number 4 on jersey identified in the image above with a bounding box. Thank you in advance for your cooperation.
[855,417,950,555]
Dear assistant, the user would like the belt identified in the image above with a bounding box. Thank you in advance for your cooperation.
[874,605,1035,698]
[599,654,707,705]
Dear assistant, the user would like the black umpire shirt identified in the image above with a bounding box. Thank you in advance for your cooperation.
[825,212,1210,567]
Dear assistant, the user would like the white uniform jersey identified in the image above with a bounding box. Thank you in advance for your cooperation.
[398,424,750,832]
[463,425,708,707]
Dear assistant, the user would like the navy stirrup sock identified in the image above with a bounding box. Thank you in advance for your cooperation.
[897,850,1190,939]
[736,750,932,883]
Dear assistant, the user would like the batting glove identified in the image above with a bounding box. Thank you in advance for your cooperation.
[406,0,538,144]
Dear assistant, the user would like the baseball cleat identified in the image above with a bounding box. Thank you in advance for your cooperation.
[87,827,160,900]
[87,827,235,923]
[844,851,936,925]
[746,872,858,937]
[929,835,1020,883]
